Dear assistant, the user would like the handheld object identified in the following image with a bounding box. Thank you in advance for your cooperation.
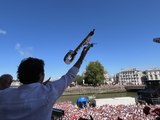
[64,29,95,64]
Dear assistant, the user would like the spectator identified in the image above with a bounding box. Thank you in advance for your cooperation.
[143,106,151,115]
[152,107,160,116]
[0,46,92,120]
[0,74,13,90]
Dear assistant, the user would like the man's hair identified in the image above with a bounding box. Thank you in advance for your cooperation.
[0,74,13,90]
[0,74,13,80]
[17,57,45,84]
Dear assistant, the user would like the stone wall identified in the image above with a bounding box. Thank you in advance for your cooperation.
[63,85,126,95]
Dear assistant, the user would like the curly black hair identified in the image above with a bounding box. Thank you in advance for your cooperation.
[17,57,45,84]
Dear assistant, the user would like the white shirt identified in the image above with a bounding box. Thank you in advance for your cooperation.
[0,66,79,120]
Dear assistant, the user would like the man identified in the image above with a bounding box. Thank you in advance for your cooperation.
[0,74,13,90]
[0,46,91,120]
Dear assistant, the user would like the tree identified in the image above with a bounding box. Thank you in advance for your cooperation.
[75,75,84,85]
[84,61,105,86]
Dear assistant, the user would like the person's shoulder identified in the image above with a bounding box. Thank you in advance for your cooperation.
[0,87,16,92]
[0,88,16,98]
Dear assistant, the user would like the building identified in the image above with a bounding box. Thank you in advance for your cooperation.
[144,69,160,80]
[103,71,110,84]
[117,68,143,85]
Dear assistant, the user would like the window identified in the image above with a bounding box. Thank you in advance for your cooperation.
[155,75,158,79]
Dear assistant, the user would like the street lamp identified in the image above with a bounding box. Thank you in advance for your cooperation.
[153,37,160,43]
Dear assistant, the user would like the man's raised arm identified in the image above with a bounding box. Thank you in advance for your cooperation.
[74,44,92,69]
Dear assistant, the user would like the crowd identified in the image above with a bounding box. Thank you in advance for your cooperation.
[2,73,160,120]
[1,73,159,120]
[53,101,160,120]
[1,41,160,120]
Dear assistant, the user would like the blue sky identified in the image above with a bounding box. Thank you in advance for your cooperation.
[0,0,160,80]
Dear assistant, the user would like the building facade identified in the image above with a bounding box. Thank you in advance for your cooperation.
[103,71,110,84]
[117,68,143,85]
[144,69,160,80]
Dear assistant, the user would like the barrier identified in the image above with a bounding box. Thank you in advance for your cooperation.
[51,108,64,120]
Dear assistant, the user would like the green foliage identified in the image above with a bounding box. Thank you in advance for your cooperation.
[84,61,105,86]
[75,75,84,85]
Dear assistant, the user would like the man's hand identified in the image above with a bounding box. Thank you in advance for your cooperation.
[43,77,51,85]
[74,44,93,69]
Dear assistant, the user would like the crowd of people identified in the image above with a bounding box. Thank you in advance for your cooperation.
[1,65,160,120]
[53,101,160,120]
[1,39,160,120]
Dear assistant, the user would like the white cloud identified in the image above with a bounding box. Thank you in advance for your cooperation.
[19,50,25,56]
[15,43,33,57]
[15,43,21,49]
[0,29,7,35]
